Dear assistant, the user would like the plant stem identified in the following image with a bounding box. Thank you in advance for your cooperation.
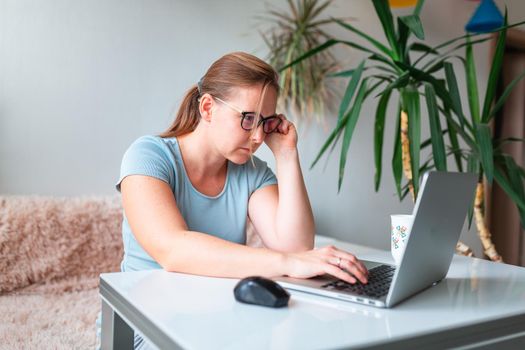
[456,241,474,257]
[400,110,415,201]
[474,182,503,262]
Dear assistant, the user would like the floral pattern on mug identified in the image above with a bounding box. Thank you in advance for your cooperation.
[391,225,409,249]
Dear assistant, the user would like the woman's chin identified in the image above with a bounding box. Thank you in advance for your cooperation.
[228,149,254,164]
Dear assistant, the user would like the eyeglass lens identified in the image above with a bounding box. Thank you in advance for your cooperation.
[241,114,281,133]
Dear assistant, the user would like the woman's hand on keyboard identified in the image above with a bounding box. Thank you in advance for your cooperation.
[282,245,369,284]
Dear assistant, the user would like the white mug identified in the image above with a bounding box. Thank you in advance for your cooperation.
[390,215,414,265]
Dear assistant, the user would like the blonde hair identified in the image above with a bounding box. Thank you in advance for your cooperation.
[159,52,280,138]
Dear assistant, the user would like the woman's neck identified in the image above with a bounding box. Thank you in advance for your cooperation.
[177,128,227,179]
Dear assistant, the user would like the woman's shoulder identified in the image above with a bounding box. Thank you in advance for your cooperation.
[129,134,173,148]
[126,135,178,157]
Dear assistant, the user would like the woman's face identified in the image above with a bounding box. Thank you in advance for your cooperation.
[209,85,278,164]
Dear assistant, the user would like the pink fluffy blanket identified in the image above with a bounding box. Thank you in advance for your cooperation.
[0,195,123,295]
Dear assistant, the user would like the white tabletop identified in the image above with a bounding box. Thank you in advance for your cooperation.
[100,236,525,349]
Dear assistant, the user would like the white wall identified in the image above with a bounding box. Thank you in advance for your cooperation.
[1,0,523,254]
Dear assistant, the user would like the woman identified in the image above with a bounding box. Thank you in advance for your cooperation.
[117,51,368,283]
[109,51,369,348]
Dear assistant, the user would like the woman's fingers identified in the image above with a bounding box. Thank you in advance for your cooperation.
[339,259,368,284]
[332,249,368,277]
[324,264,357,284]
[277,114,290,134]
[321,246,368,284]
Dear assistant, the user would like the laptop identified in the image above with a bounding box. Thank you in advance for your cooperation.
[274,171,477,308]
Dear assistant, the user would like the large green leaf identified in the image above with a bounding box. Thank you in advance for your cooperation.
[310,116,346,170]
[444,62,465,130]
[501,155,525,228]
[420,130,448,149]
[444,108,464,172]
[397,18,410,61]
[481,11,508,123]
[420,37,490,69]
[494,166,525,211]
[392,102,403,199]
[424,83,447,171]
[399,14,424,40]
[338,80,369,192]
[327,69,355,78]
[488,69,525,121]
[278,38,378,71]
[494,137,525,151]
[333,18,392,57]
[439,102,476,149]
[374,89,392,191]
[413,0,426,16]
[476,123,494,184]
[338,60,365,121]
[464,36,481,125]
[466,153,480,230]
[402,87,421,197]
[376,71,410,97]
[409,42,438,55]
[372,0,400,60]
[414,19,525,67]
[364,78,387,99]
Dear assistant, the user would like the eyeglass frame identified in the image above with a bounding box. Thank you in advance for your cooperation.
[211,95,282,134]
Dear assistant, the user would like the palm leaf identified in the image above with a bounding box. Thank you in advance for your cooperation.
[481,11,508,123]
[399,14,424,40]
[338,60,365,121]
[501,155,525,228]
[444,62,465,130]
[464,35,481,125]
[392,102,403,199]
[466,153,479,229]
[494,166,525,211]
[444,108,464,172]
[424,83,447,171]
[374,89,392,191]
[409,42,438,54]
[332,18,392,57]
[403,87,422,196]
[488,69,525,121]
[338,80,369,191]
[279,38,383,71]
[476,123,494,184]
[372,0,399,60]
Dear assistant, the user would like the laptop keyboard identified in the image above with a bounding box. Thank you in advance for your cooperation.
[321,264,396,299]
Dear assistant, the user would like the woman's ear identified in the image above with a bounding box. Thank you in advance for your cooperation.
[199,93,214,123]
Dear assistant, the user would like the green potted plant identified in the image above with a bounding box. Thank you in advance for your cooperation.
[277,0,525,261]
[260,0,342,125]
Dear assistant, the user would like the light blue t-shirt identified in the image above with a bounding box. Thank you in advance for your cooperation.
[116,135,277,272]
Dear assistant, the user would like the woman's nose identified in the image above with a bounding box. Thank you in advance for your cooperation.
[251,124,265,143]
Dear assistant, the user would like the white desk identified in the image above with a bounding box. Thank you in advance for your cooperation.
[100,237,525,349]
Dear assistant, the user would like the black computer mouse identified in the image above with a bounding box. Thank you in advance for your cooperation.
[234,276,290,308]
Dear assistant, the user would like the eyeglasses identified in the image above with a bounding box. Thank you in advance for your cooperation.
[213,96,282,134]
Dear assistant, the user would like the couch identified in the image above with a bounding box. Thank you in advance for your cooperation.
[0,195,123,348]
[0,195,263,349]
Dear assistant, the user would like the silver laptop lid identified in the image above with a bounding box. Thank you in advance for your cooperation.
[386,171,477,307]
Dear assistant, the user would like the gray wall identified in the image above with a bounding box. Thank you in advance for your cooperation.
[1,0,523,254]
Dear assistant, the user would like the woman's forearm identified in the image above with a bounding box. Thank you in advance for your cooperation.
[162,229,287,277]
[274,148,315,251]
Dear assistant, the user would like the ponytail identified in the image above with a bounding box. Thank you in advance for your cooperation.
[159,85,201,138]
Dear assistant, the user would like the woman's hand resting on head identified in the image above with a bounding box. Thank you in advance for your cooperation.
[282,245,369,284]
[264,114,298,156]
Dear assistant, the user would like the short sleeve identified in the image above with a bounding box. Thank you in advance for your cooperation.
[116,136,174,192]
[248,156,277,194]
